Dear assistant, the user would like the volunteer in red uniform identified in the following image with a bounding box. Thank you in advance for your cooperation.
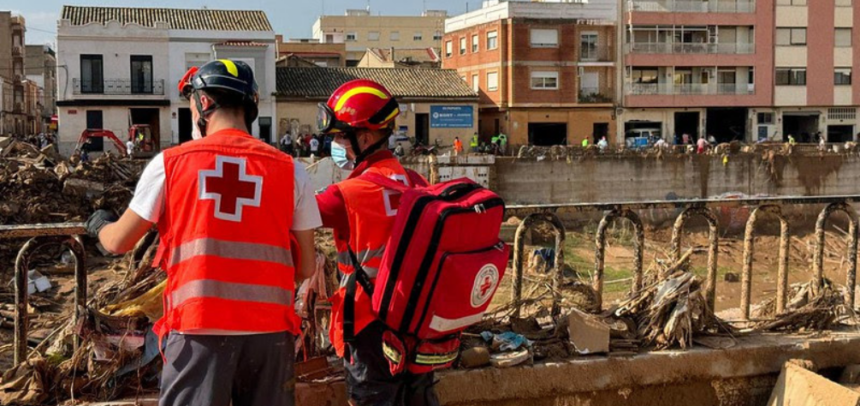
[84,59,321,406]
[316,79,437,406]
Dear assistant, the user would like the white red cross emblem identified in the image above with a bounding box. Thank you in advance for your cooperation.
[198,155,263,222]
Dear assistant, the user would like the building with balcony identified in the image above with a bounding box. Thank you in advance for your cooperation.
[57,6,278,156]
[444,0,618,147]
[26,45,58,134]
[620,0,860,144]
[0,13,27,136]
[313,8,446,66]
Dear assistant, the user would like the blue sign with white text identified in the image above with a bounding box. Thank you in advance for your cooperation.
[430,105,474,129]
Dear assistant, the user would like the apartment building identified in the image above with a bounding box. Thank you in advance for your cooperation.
[313,8,447,65]
[444,0,618,146]
[57,6,278,156]
[621,0,859,144]
[25,45,57,133]
[0,13,27,136]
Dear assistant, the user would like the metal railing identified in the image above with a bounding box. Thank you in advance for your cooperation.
[72,78,165,95]
[630,0,756,12]
[628,42,755,54]
[629,82,754,95]
[508,195,860,319]
[579,47,613,62]
[0,223,87,365]
[578,87,615,103]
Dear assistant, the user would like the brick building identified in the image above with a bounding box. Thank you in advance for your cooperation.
[621,0,860,144]
[276,35,347,67]
[25,44,57,133]
[0,13,27,136]
[443,0,618,147]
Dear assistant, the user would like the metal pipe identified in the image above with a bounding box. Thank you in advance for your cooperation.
[13,235,87,365]
[813,202,859,308]
[669,207,719,308]
[594,209,645,310]
[511,213,566,318]
[0,222,86,239]
[740,205,790,319]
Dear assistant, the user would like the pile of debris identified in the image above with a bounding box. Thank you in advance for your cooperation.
[0,139,144,268]
[753,278,855,333]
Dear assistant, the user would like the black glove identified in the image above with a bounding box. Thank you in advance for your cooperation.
[85,209,118,238]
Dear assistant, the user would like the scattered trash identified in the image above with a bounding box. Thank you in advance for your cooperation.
[489,349,530,368]
[724,273,740,283]
[459,347,491,369]
[753,278,853,332]
[481,331,532,352]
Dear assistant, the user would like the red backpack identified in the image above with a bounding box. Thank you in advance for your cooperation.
[343,173,508,375]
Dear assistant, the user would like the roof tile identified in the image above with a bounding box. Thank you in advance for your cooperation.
[61,5,272,31]
[276,67,478,100]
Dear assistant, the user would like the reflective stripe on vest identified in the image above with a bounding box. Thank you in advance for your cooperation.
[170,279,293,310]
[335,244,385,281]
[170,238,293,269]
[414,351,459,366]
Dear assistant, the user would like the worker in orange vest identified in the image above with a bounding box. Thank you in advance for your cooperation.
[85,60,320,406]
[453,136,463,156]
[315,79,436,406]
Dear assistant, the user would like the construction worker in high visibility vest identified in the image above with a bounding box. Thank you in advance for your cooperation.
[470,133,479,153]
[85,59,320,406]
[315,79,436,406]
[453,136,463,156]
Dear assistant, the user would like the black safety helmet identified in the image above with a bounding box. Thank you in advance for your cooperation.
[178,59,259,136]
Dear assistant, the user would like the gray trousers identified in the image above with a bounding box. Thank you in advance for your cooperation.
[159,332,295,406]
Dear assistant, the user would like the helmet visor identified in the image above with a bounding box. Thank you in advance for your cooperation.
[317,103,335,134]
[178,66,199,100]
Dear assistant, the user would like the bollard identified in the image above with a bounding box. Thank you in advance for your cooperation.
[813,202,859,309]
[512,212,566,318]
[670,207,719,309]
[594,209,645,311]
[14,235,86,365]
[740,205,790,320]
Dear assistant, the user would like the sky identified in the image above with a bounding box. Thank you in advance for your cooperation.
[8,0,485,48]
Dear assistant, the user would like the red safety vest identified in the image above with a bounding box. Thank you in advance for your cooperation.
[329,153,413,356]
[153,129,300,339]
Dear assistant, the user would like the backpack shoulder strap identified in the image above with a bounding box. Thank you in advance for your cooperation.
[361,172,412,192]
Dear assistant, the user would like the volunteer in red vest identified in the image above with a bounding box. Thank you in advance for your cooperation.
[316,79,436,406]
[84,59,321,406]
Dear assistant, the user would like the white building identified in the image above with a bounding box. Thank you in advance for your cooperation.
[56,6,277,156]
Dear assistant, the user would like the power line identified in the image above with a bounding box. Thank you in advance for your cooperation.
[25,26,56,35]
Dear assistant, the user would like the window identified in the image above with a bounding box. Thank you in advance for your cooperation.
[757,113,774,124]
[445,41,453,58]
[835,68,852,85]
[346,32,357,41]
[775,68,807,85]
[460,37,467,55]
[776,28,806,45]
[530,29,558,47]
[580,32,598,60]
[487,71,499,91]
[368,31,380,41]
[472,35,479,53]
[414,32,423,41]
[472,74,479,92]
[130,55,153,94]
[632,68,658,84]
[776,0,807,4]
[434,31,443,41]
[836,28,852,47]
[531,71,559,89]
[390,31,400,41]
[80,54,103,94]
[487,31,498,50]
[836,0,852,6]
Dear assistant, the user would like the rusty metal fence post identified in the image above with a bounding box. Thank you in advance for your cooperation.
[512,212,566,318]
[813,202,859,309]
[670,207,719,309]
[594,209,645,311]
[740,205,790,319]
[13,235,86,365]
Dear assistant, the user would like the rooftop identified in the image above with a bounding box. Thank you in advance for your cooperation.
[276,67,478,99]
[445,0,616,33]
[60,5,273,31]
[367,48,441,64]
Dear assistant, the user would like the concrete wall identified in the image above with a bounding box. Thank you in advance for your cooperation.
[493,153,859,204]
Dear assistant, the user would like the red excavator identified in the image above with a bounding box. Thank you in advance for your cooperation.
[75,125,156,158]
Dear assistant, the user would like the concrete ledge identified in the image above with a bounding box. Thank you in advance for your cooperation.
[436,331,860,405]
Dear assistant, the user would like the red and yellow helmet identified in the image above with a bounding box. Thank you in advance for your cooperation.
[317,79,400,134]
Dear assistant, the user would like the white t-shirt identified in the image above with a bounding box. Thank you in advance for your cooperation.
[309,138,320,152]
[281,136,292,146]
[129,152,322,336]
[126,141,135,154]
